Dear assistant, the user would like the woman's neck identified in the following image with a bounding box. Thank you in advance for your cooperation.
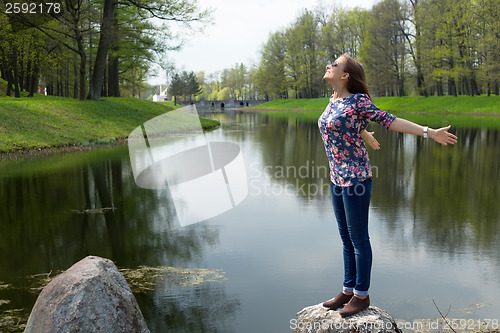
[333,89,352,100]
[331,83,351,100]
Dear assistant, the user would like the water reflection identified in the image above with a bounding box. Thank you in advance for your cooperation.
[138,283,240,332]
[216,111,500,322]
[0,149,218,271]
[242,113,500,262]
[0,146,238,332]
[0,110,499,331]
[370,127,500,258]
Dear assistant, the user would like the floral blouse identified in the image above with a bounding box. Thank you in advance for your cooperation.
[318,93,396,187]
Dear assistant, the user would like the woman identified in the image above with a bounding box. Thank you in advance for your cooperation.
[318,54,457,317]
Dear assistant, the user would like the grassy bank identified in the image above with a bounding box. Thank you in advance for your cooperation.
[0,95,219,154]
[256,95,500,114]
[260,109,500,129]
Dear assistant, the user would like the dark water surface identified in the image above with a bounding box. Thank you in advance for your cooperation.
[1,110,499,332]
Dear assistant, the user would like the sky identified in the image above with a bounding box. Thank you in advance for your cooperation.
[149,0,379,85]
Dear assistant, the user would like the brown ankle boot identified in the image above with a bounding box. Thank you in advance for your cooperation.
[339,295,370,317]
[322,292,353,309]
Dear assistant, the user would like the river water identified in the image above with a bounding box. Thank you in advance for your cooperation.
[0,109,499,332]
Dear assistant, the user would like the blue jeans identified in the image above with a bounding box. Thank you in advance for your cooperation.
[330,179,372,296]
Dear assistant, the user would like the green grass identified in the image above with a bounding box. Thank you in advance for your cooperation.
[374,95,500,114]
[261,110,500,129]
[255,95,500,114]
[0,95,219,154]
[256,95,500,129]
[0,78,7,97]
[255,98,329,111]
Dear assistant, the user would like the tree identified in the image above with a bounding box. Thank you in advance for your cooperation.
[87,0,115,100]
[87,0,211,100]
[168,73,184,105]
[196,71,208,100]
[318,6,368,59]
[475,0,500,95]
[404,0,427,96]
[185,71,202,101]
[6,0,98,100]
[217,87,231,100]
[359,0,408,96]
[281,10,323,99]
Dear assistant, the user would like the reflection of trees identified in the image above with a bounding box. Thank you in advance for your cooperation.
[251,113,500,261]
[0,145,239,332]
[137,283,239,333]
[252,114,331,203]
[369,127,500,258]
[201,111,332,203]
[0,147,219,272]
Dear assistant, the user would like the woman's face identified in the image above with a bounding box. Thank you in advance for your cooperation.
[323,56,347,83]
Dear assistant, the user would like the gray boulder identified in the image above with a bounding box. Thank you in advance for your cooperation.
[292,303,400,333]
[25,255,150,333]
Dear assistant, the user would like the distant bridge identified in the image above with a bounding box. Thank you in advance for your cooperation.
[179,98,267,108]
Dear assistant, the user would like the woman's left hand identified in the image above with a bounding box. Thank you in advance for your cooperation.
[361,130,380,150]
[430,125,458,145]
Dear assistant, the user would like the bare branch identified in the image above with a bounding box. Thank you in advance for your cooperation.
[116,0,207,22]
[432,299,457,333]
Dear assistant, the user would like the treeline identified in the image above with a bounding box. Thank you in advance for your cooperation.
[0,0,209,100]
[2,0,498,101]
[194,64,259,102]
[166,67,258,104]
[254,0,500,98]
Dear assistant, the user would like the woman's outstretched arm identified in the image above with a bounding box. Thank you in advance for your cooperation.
[389,118,458,146]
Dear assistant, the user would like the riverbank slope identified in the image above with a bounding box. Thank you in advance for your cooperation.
[0,95,219,154]
[253,95,500,114]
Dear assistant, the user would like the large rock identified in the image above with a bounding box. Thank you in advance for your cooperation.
[25,255,150,333]
[292,303,400,333]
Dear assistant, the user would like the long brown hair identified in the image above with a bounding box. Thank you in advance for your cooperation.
[341,53,372,100]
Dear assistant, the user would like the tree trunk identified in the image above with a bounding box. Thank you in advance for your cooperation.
[87,0,115,100]
[56,69,61,96]
[18,47,24,92]
[417,71,426,96]
[108,53,120,97]
[471,77,479,96]
[73,27,87,100]
[448,78,457,96]
[11,43,21,98]
[6,67,13,96]
[102,61,108,97]
[436,80,443,96]
[108,11,120,97]
[28,57,39,97]
[24,57,31,92]
[79,53,86,100]
[59,67,64,96]
[73,53,79,99]
[0,53,6,80]
[65,61,70,97]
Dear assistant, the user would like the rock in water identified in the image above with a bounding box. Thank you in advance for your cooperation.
[292,303,400,333]
[25,256,150,333]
